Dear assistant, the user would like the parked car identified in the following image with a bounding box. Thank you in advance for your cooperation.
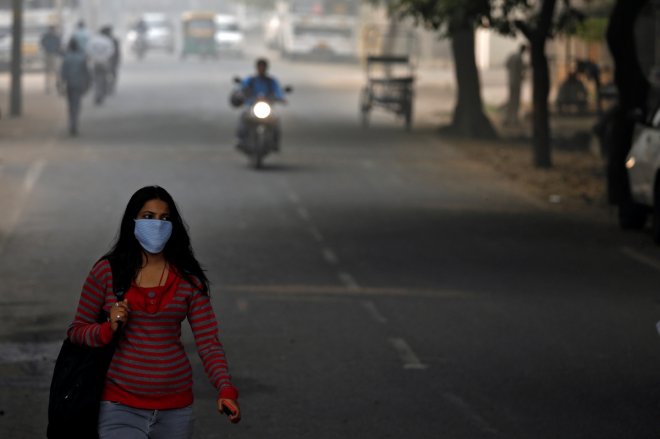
[214,14,244,56]
[0,26,48,72]
[625,105,660,242]
[0,26,10,70]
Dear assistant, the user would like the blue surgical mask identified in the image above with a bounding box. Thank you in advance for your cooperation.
[134,219,173,254]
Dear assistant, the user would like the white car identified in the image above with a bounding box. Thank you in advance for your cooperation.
[214,14,244,56]
[625,105,660,242]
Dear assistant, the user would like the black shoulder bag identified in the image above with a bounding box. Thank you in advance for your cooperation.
[46,259,128,439]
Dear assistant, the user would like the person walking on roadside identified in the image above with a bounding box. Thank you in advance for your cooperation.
[504,45,527,126]
[105,26,121,95]
[60,38,90,136]
[86,26,115,105]
[66,185,241,438]
[71,20,90,52]
[40,25,62,94]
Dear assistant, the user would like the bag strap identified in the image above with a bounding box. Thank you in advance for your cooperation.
[102,258,129,331]
[107,257,128,302]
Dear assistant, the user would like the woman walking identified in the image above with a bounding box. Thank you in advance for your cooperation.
[67,185,240,438]
[60,38,90,136]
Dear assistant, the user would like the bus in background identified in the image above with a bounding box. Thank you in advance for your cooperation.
[277,0,358,61]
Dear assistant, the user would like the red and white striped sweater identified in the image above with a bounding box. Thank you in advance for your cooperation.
[67,259,238,410]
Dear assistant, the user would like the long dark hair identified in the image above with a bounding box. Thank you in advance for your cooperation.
[100,186,209,294]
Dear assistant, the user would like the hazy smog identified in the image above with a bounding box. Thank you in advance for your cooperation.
[1,1,660,438]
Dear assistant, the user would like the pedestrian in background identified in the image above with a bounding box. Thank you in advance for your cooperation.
[40,25,62,94]
[71,20,90,51]
[86,26,116,105]
[504,45,527,126]
[67,185,241,438]
[60,38,90,136]
[105,25,121,95]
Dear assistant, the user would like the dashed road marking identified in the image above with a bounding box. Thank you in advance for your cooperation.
[222,284,471,299]
[309,226,324,242]
[338,271,360,291]
[236,298,249,313]
[24,158,46,193]
[296,206,311,221]
[0,158,48,254]
[287,192,301,205]
[322,248,339,265]
[389,337,428,370]
[362,160,376,169]
[442,392,498,434]
[362,300,388,324]
[620,246,660,272]
[0,341,61,364]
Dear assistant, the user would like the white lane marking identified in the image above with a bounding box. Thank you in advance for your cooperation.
[0,341,61,364]
[296,206,311,222]
[287,192,301,205]
[362,300,388,324]
[362,160,376,169]
[322,248,339,265]
[222,284,471,299]
[24,158,46,193]
[236,298,249,313]
[442,392,498,434]
[338,271,360,291]
[309,226,324,242]
[0,159,47,253]
[389,337,428,370]
[620,246,660,272]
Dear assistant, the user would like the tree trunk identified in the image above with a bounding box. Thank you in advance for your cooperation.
[527,0,557,168]
[530,37,551,168]
[444,27,497,139]
[605,0,650,205]
[9,0,23,117]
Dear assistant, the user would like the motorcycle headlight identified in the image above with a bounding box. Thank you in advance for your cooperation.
[253,102,271,119]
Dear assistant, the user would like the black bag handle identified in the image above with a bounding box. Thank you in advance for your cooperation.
[107,257,129,330]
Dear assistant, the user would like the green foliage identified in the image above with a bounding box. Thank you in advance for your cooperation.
[573,17,608,41]
[381,0,534,35]
[379,0,590,39]
[554,3,586,36]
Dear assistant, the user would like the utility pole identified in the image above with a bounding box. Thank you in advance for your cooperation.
[9,0,23,117]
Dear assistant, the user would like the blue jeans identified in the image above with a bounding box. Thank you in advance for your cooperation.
[98,401,194,439]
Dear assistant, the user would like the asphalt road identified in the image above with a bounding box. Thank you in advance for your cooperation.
[1,51,660,439]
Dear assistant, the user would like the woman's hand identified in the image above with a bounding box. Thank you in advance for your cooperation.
[218,398,241,424]
[109,300,130,332]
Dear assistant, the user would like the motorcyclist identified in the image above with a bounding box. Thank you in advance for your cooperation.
[104,25,121,95]
[236,58,286,150]
[133,19,149,57]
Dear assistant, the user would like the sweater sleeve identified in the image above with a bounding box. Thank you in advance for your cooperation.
[67,260,114,347]
[187,284,239,401]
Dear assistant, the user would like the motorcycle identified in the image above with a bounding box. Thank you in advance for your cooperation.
[132,36,148,60]
[231,77,292,169]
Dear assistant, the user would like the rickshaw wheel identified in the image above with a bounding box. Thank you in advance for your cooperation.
[403,91,414,131]
[404,103,413,131]
[361,108,370,128]
[251,153,264,169]
[359,87,371,128]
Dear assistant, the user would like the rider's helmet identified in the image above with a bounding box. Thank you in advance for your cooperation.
[230,90,245,108]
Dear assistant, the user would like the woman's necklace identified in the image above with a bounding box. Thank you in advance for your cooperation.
[137,262,168,287]
[157,262,168,287]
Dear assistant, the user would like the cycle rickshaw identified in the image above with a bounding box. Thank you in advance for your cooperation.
[359,55,415,131]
